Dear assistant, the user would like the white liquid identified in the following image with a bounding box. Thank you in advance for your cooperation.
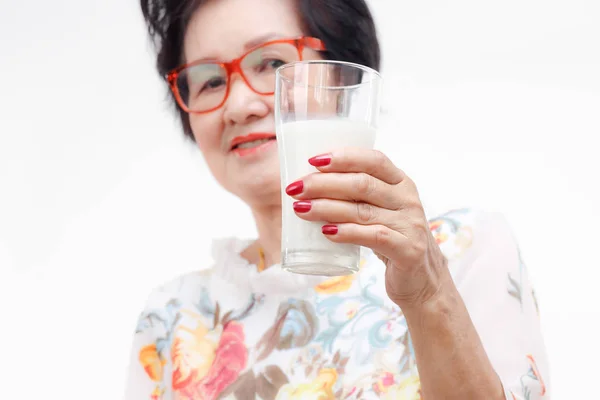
[278,119,376,272]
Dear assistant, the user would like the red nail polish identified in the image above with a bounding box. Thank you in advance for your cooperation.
[285,180,304,196]
[293,201,312,213]
[322,225,338,235]
[309,154,332,167]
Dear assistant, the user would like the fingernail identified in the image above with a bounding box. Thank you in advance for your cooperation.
[309,154,332,167]
[285,180,304,196]
[293,201,312,213]
[322,224,338,235]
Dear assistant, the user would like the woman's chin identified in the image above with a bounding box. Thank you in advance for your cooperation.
[214,146,283,205]
[229,168,282,206]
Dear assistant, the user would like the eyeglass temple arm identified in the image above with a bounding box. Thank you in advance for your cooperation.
[303,37,326,51]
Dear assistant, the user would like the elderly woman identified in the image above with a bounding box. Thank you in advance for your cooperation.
[125,0,550,399]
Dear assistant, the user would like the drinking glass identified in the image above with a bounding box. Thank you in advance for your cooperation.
[275,60,383,276]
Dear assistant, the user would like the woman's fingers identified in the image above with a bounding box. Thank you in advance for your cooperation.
[286,172,404,210]
[292,198,398,227]
[308,148,406,185]
[318,223,414,264]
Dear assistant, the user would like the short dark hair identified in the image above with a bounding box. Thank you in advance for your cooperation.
[140,0,381,140]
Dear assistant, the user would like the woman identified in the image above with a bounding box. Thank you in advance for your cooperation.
[125,0,550,398]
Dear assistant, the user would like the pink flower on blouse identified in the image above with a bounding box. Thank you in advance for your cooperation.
[172,319,247,400]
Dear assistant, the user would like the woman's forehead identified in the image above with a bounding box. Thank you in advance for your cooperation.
[184,0,304,62]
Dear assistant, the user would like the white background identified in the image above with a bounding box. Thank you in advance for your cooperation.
[1,0,599,398]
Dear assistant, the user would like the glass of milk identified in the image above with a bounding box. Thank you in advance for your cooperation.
[275,60,382,276]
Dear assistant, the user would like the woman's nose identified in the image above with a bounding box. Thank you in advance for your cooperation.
[222,75,270,126]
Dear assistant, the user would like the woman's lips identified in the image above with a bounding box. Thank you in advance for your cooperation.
[232,139,276,157]
[230,132,277,157]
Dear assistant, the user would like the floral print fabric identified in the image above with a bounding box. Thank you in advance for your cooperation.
[125,209,550,399]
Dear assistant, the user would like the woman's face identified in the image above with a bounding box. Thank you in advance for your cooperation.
[182,0,312,208]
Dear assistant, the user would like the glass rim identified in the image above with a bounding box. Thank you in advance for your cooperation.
[275,60,382,89]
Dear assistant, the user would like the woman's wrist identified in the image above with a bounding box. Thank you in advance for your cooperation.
[391,236,454,315]
[400,269,459,323]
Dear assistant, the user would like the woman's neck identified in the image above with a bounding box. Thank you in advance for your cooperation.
[246,204,282,269]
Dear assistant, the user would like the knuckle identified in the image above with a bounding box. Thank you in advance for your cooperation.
[400,191,424,212]
[354,173,376,196]
[369,150,388,174]
[407,220,429,258]
[407,198,422,210]
[411,216,427,232]
[410,241,428,262]
[410,217,429,242]
[356,202,377,223]
[412,237,428,255]
[405,176,419,192]
[374,226,392,247]
[387,187,403,209]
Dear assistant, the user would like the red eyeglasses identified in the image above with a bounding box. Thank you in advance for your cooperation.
[166,36,326,114]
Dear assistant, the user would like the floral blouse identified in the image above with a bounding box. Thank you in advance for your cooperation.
[124,209,550,399]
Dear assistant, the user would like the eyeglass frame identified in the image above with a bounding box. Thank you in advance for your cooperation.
[165,36,326,114]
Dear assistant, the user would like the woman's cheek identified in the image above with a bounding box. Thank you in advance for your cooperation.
[190,114,223,153]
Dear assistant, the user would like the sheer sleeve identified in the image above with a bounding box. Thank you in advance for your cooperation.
[123,291,174,400]
[124,325,162,399]
[451,212,551,399]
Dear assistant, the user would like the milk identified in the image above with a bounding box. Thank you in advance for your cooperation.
[278,118,377,275]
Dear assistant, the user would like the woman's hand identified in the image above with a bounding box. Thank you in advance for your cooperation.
[285,148,449,310]
[287,148,509,399]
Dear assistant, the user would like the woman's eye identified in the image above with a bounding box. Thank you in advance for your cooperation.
[268,59,286,69]
[259,59,286,72]
[201,77,226,92]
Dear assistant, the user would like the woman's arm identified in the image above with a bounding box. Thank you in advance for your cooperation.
[403,272,505,399]
[403,212,549,400]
